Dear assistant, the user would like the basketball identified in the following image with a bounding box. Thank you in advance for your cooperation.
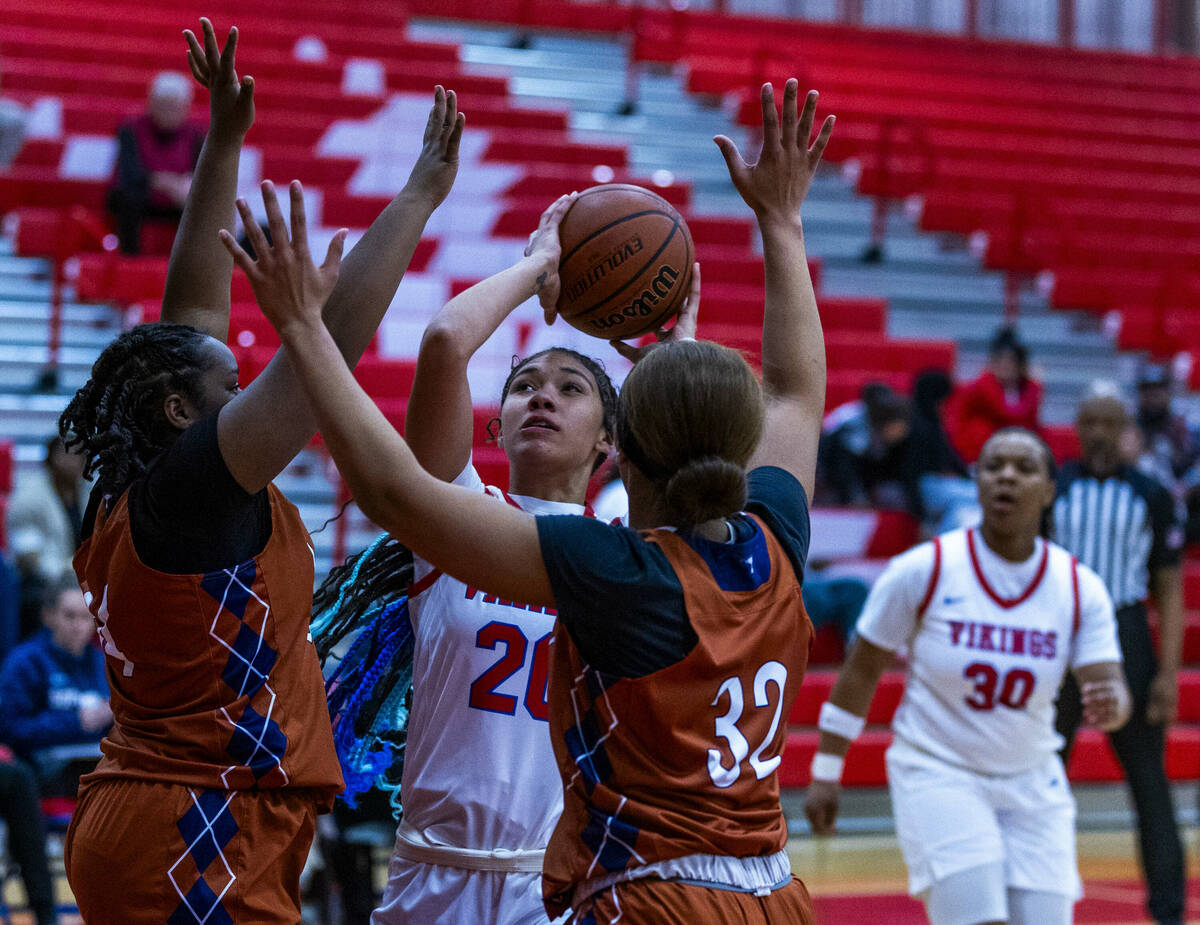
[555,184,694,341]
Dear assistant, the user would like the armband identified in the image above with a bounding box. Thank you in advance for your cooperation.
[810,752,845,783]
[818,701,866,742]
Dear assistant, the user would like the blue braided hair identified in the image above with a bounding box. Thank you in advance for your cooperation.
[311,535,415,817]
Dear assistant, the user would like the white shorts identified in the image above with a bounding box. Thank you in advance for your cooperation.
[372,855,564,925]
[886,738,1082,900]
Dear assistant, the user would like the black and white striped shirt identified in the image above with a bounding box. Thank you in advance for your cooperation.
[1054,463,1183,610]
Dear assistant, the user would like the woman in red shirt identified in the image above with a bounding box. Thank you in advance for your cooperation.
[953,327,1044,463]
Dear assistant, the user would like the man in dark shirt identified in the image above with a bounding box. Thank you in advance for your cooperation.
[1053,387,1186,925]
[106,71,204,255]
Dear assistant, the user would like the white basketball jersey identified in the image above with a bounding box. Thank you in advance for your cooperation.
[400,464,584,851]
[859,528,1119,776]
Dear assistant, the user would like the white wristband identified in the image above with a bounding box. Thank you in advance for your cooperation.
[818,701,866,742]
[810,752,845,783]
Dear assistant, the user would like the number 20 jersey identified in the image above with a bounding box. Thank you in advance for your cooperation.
[860,528,1120,777]
[401,465,585,852]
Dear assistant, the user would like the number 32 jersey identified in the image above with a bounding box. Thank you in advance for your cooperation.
[857,528,1121,776]
[401,464,586,852]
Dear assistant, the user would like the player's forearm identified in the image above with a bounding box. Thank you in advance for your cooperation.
[277,316,428,527]
[758,215,825,406]
[819,638,892,756]
[320,188,439,365]
[1152,566,1185,674]
[160,132,243,340]
[421,253,555,364]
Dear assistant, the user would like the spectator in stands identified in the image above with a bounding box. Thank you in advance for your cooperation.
[0,576,108,793]
[5,436,88,640]
[0,551,19,659]
[106,71,204,255]
[1135,362,1200,542]
[1054,382,1187,925]
[911,368,978,533]
[953,326,1043,462]
[0,755,58,924]
[818,385,912,509]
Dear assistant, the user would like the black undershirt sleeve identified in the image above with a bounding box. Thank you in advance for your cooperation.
[745,466,811,584]
[115,413,271,574]
[536,517,692,679]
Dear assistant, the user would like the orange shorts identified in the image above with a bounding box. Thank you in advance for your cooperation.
[65,778,318,924]
[572,876,816,924]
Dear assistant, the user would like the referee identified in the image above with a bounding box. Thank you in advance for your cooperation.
[1053,385,1186,925]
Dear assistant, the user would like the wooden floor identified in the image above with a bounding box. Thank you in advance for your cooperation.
[5,827,1196,923]
[791,827,1200,923]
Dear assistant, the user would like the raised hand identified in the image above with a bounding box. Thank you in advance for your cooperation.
[184,17,254,139]
[610,262,701,365]
[524,192,577,324]
[219,180,348,334]
[714,80,834,225]
[404,86,466,210]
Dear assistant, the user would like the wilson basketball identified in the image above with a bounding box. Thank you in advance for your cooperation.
[555,184,694,340]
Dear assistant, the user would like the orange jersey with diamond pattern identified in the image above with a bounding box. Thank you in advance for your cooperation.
[72,485,342,807]
[542,515,812,915]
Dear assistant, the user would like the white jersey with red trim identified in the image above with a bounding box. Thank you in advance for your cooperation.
[856,528,1120,776]
[400,463,585,851]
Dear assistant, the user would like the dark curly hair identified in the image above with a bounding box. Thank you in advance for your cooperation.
[496,347,618,473]
[59,322,216,498]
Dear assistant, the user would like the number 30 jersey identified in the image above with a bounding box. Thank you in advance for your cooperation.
[857,528,1121,776]
[400,464,586,852]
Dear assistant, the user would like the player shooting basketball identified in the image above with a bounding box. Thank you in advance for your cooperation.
[232,78,831,924]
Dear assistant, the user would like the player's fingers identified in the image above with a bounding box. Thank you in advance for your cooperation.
[236,198,270,262]
[443,88,458,134]
[796,87,816,149]
[713,135,747,180]
[321,228,348,274]
[239,74,254,103]
[201,17,220,70]
[781,79,799,149]
[218,229,257,278]
[759,82,780,149]
[261,181,290,252]
[288,181,310,260]
[610,340,641,363]
[446,112,465,158]
[810,114,835,165]
[186,48,208,87]
[219,25,239,79]
[424,85,445,145]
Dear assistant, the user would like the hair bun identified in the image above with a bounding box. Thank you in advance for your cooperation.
[663,456,748,528]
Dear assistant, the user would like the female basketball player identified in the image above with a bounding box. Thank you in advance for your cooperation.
[357,193,634,919]
[59,20,464,921]
[233,77,830,924]
[804,427,1131,925]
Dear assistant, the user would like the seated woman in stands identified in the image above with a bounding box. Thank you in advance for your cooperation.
[952,326,1044,463]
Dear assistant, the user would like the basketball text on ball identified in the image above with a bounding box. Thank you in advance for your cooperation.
[554,183,694,339]
[562,235,644,305]
[588,265,681,333]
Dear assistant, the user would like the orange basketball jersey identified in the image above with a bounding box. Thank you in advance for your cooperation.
[542,516,813,915]
[73,485,342,806]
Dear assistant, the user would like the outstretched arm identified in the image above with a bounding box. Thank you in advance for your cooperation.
[405,193,571,482]
[803,636,893,836]
[214,88,462,495]
[160,18,255,340]
[225,188,553,605]
[716,81,834,499]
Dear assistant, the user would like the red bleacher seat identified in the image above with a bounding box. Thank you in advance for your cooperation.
[0,441,12,495]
